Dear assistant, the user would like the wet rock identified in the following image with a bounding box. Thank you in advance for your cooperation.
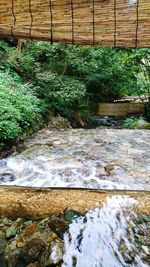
[123,252,135,264]
[136,118,148,129]
[25,222,37,236]
[24,221,33,227]
[48,217,68,239]
[2,218,13,227]
[63,210,83,224]
[104,164,115,174]
[9,240,17,250]
[50,241,64,265]
[47,116,71,129]
[47,234,57,245]
[142,245,149,255]
[22,238,46,264]
[6,227,17,239]
[0,173,15,183]
[16,236,25,248]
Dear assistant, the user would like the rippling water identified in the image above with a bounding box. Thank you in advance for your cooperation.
[0,129,150,190]
[62,196,149,267]
[0,128,150,266]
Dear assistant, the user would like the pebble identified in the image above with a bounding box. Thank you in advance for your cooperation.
[6,227,17,239]
[142,245,150,255]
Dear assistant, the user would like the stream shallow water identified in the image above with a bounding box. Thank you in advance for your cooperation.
[0,128,150,266]
[0,128,150,190]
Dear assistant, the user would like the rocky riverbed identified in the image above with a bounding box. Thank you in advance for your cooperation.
[0,128,150,266]
[0,197,150,267]
[0,129,150,190]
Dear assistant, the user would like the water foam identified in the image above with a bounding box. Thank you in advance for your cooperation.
[62,196,148,267]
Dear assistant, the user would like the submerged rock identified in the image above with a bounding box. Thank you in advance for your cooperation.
[0,173,15,183]
[63,210,84,224]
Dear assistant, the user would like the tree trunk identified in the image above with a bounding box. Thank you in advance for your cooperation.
[0,186,149,219]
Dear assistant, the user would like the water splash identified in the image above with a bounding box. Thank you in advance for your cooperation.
[62,196,148,267]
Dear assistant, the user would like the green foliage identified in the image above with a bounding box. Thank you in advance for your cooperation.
[123,117,137,129]
[35,72,86,114]
[0,38,150,149]
[123,116,150,129]
[4,41,140,105]
[125,48,150,97]
[0,71,44,147]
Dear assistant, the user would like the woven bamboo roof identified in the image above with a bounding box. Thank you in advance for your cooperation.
[0,0,150,47]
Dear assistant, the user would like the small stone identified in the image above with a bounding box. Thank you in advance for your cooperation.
[16,218,23,224]
[13,248,22,256]
[9,240,17,250]
[24,221,32,227]
[6,226,17,239]
[25,222,37,236]
[16,236,25,248]
[104,164,115,174]
[47,233,58,243]
[3,218,12,226]
[0,231,5,238]
[142,245,150,255]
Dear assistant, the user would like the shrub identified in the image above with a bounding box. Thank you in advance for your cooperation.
[35,71,86,116]
[123,117,137,129]
[0,71,45,147]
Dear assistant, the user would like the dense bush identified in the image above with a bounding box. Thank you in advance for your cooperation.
[0,71,44,147]
[123,117,137,129]
[0,39,150,149]
[5,41,138,104]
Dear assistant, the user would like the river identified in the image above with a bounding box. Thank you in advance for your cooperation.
[0,128,150,190]
[0,128,150,267]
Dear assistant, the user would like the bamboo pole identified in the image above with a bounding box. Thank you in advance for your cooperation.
[0,186,149,219]
[0,0,150,47]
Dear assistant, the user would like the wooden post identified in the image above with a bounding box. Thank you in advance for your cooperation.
[0,186,149,219]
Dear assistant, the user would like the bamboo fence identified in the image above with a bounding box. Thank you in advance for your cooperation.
[0,0,150,47]
[98,102,145,116]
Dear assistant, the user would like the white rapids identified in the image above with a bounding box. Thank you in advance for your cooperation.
[62,196,149,267]
[0,129,150,190]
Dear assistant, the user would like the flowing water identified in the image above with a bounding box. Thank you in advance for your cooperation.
[0,129,150,190]
[0,128,150,266]
[62,196,149,267]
